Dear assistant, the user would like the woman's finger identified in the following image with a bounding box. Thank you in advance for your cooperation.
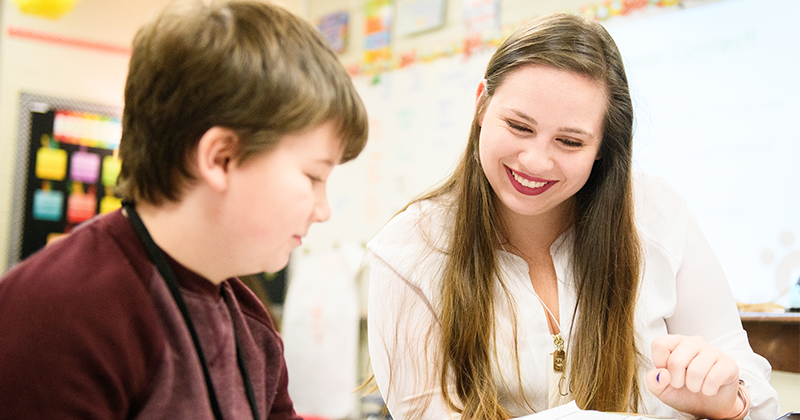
[650,334,685,368]
[700,356,739,397]
[663,336,704,389]
[646,368,671,397]
[684,345,719,393]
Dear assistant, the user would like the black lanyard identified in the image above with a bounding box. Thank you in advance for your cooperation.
[123,201,260,420]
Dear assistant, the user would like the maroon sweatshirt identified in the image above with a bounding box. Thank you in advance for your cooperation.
[0,209,302,420]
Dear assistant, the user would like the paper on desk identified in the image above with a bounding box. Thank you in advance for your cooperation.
[514,401,670,420]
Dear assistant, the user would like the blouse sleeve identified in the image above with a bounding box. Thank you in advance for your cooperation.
[666,212,780,419]
[367,251,462,420]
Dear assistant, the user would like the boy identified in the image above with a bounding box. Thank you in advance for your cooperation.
[0,1,368,419]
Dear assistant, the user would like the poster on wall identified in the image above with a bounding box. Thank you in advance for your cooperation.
[462,0,500,38]
[396,0,446,36]
[363,0,394,63]
[7,93,122,266]
[317,10,349,54]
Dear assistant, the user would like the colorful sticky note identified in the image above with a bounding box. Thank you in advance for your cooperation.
[101,155,121,187]
[70,151,101,183]
[47,232,68,245]
[32,189,64,221]
[35,147,67,180]
[99,195,122,214]
[66,193,97,224]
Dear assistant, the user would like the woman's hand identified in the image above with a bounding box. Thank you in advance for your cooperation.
[647,334,743,419]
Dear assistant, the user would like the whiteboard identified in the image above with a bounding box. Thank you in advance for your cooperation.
[606,0,800,305]
[306,0,800,306]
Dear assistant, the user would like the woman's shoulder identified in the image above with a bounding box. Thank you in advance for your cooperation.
[632,170,685,206]
[370,198,452,246]
[632,171,690,259]
[367,198,452,284]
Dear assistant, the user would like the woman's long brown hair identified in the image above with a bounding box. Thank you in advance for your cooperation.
[393,13,643,419]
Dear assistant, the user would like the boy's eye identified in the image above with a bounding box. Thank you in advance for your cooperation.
[506,120,532,133]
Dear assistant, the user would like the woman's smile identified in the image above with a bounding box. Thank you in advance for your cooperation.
[506,166,556,196]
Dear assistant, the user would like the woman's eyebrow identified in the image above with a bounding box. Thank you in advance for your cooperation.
[507,107,596,138]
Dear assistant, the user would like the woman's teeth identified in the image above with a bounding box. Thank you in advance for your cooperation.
[511,170,547,188]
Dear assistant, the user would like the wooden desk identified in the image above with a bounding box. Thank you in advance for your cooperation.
[740,312,800,373]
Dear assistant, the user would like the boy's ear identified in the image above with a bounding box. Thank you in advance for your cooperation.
[195,126,239,192]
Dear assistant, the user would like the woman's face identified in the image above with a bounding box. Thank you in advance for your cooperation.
[478,64,606,224]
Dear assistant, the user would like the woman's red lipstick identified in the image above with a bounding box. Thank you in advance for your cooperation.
[505,166,556,196]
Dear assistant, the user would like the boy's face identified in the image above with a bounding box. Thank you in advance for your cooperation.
[222,122,343,274]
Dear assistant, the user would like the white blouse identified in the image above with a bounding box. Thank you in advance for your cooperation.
[367,172,779,420]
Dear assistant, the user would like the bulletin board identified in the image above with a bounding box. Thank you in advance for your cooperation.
[306,0,800,307]
[7,93,122,266]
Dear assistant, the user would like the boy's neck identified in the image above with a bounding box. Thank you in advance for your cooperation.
[132,198,229,285]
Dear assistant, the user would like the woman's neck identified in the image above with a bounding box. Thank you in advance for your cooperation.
[498,198,574,257]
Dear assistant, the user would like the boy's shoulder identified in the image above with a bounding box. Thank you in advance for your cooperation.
[0,210,162,340]
[2,210,154,294]
[0,211,166,416]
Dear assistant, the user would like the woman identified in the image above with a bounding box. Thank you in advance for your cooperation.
[366,13,778,420]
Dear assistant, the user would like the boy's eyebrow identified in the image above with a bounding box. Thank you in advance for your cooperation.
[315,158,337,166]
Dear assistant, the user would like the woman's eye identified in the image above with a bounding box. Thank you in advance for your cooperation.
[558,138,583,148]
[307,174,323,183]
[506,121,532,133]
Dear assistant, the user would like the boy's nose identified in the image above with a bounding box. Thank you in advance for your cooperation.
[313,193,332,223]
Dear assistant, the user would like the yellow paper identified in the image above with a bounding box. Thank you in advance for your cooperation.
[35,147,67,180]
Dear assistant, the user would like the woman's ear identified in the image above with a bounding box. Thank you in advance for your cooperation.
[195,126,239,192]
[476,79,487,104]
[476,79,487,126]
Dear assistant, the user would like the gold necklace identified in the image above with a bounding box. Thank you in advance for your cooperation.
[552,333,566,372]
[534,293,566,372]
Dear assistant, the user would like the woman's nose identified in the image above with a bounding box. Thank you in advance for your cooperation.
[517,139,555,174]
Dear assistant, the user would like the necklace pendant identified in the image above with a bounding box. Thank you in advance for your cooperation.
[553,349,566,372]
[552,333,565,372]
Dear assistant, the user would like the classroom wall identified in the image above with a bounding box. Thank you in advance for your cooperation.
[310,0,589,69]
[0,0,135,270]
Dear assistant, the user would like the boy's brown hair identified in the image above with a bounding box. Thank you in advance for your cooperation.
[117,0,368,204]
